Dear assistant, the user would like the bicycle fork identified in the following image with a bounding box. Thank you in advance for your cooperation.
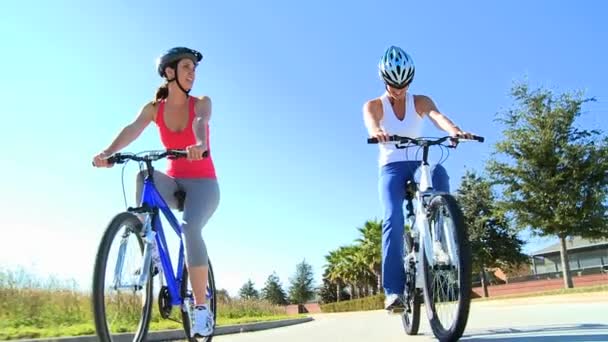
[418,203,458,272]
[111,214,156,291]
[404,212,425,290]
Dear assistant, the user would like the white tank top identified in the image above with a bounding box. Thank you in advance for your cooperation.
[377,92,424,166]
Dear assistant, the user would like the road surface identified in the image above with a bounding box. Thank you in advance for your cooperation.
[212,292,608,341]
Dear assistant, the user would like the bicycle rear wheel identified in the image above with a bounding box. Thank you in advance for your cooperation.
[421,194,472,342]
[92,212,154,342]
[181,260,217,341]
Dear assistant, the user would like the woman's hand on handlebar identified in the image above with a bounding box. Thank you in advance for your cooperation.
[370,128,391,143]
[92,151,114,168]
[186,144,208,161]
[450,129,476,146]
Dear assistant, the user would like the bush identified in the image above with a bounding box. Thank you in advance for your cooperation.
[320,294,385,313]
[218,298,286,319]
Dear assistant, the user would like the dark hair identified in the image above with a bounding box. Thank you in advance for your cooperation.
[153,61,179,104]
[153,83,169,104]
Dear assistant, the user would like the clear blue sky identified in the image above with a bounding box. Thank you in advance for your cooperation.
[0,0,606,296]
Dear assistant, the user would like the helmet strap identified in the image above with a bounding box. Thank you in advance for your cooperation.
[166,67,191,97]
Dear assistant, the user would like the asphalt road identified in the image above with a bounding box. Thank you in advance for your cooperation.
[211,292,608,342]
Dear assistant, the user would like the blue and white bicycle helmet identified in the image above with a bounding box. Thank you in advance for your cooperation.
[378,46,415,88]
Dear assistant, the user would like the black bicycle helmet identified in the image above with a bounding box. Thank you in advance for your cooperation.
[154,47,203,96]
[156,47,203,77]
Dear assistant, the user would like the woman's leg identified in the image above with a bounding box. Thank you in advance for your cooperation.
[379,162,415,298]
[379,161,419,309]
[177,177,220,306]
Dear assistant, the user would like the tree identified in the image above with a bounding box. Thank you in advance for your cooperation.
[317,268,350,303]
[238,279,259,300]
[487,81,608,289]
[261,272,288,305]
[288,259,315,304]
[216,288,232,304]
[456,170,529,297]
[324,249,347,301]
[355,219,382,294]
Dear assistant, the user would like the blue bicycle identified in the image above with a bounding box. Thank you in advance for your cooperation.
[92,149,216,342]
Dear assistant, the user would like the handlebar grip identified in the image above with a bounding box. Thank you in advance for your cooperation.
[92,155,118,167]
[367,136,398,144]
[455,134,485,143]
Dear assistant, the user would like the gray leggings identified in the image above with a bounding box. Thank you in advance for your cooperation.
[136,171,220,267]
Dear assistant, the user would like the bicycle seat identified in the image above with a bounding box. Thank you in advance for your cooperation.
[174,190,186,212]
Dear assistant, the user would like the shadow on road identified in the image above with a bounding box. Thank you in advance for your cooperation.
[460,323,608,341]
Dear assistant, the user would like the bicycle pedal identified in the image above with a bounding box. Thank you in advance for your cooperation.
[388,307,405,314]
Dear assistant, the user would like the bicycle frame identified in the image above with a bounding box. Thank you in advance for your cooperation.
[404,158,434,289]
[401,143,458,289]
[135,172,187,306]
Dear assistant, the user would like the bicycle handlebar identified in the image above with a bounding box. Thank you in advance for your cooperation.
[367,134,484,146]
[92,149,208,167]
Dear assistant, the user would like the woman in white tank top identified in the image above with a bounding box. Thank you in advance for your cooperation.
[362,45,478,311]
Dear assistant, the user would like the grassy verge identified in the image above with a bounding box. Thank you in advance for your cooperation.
[472,283,608,302]
[0,268,302,340]
[320,283,608,313]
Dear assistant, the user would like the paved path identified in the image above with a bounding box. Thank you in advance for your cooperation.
[211,292,608,341]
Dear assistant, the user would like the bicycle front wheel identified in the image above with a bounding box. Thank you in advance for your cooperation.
[421,194,472,342]
[401,231,421,335]
[181,260,217,342]
[92,212,154,342]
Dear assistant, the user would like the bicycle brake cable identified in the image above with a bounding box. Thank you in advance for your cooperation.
[121,160,129,210]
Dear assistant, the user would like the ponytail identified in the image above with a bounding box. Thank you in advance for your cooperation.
[153,83,169,104]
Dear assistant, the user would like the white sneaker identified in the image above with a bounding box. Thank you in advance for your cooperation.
[384,293,405,311]
[191,305,214,337]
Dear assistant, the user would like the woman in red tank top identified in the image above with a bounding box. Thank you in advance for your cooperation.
[92,47,219,337]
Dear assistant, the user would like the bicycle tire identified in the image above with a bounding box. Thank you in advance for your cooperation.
[402,232,421,335]
[92,212,154,342]
[181,260,217,341]
[421,194,472,342]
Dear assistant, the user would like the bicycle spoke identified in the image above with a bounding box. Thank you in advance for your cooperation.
[422,194,472,341]
[93,213,154,341]
[104,225,147,332]
[429,209,460,329]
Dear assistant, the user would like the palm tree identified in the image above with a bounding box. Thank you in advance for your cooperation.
[324,249,346,301]
[356,219,382,294]
[339,244,376,299]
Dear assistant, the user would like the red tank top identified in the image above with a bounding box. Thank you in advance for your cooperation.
[155,97,217,179]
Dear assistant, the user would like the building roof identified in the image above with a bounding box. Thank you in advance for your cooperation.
[530,236,608,256]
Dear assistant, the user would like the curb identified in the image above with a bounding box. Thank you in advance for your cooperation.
[14,317,314,342]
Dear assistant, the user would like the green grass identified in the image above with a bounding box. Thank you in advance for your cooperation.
[0,316,306,340]
[0,267,302,340]
[472,283,608,302]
